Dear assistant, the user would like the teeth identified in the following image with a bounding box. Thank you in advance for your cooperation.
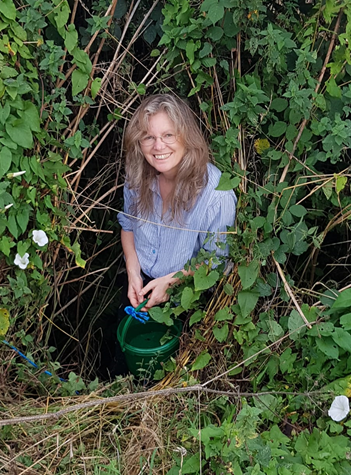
[154,153,171,160]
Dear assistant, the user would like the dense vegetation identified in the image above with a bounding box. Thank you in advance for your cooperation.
[1,0,351,473]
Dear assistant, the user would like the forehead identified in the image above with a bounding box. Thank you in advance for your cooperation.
[145,111,176,133]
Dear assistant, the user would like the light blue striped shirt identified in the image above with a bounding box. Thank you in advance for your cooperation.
[117,163,237,279]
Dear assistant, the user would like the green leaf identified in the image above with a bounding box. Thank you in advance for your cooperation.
[332,328,351,352]
[279,347,297,374]
[91,77,101,100]
[335,176,347,194]
[72,69,89,96]
[208,3,224,25]
[0,102,10,125]
[0,236,15,257]
[215,172,240,191]
[271,98,288,112]
[331,289,351,311]
[191,351,211,371]
[0,308,10,336]
[71,241,86,268]
[238,260,259,290]
[0,146,12,177]
[20,102,41,133]
[194,266,219,291]
[268,321,284,342]
[64,24,78,53]
[54,0,70,29]
[288,310,306,341]
[289,204,307,217]
[326,77,341,98]
[6,119,33,149]
[0,0,16,20]
[340,313,351,330]
[16,206,30,234]
[182,453,201,474]
[148,306,173,326]
[223,282,234,295]
[214,307,232,321]
[7,213,18,239]
[315,336,339,360]
[206,26,223,41]
[237,290,259,318]
[189,309,205,326]
[268,121,287,138]
[181,287,194,311]
[213,323,228,342]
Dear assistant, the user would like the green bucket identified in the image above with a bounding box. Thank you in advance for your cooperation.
[117,315,182,377]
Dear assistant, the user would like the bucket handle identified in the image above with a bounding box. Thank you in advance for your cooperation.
[120,299,149,351]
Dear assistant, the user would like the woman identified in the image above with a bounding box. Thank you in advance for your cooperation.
[118,94,237,310]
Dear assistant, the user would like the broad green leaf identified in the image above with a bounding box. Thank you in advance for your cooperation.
[71,241,86,268]
[54,0,70,29]
[0,102,10,125]
[216,172,240,191]
[214,307,232,321]
[335,176,347,194]
[91,77,102,100]
[213,323,228,342]
[191,351,211,371]
[208,3,224,25]
[20,102,41,132]
[182,453,201,474]
[315,336,339,360]
[194,266,219,291]
[64,24,78,53]
[7,214,18,239]
[186,40,196,64]
[331,289,351,310]
[289,204,307,217]
[148,306,174,326]
[238,260,259,290]
[0,147,12,177]
[268,321,284,342]
[206,26,223,41]
[268,121,287,138]
[72,48,93,74]
[237,290,259,318]
[322,181,333,200]
[0,236,15,257]
[6,119,33,149]
[288,310,306,341]
[332,328,351,352]
[326,77,341,98]
[340,313,351,330]
[189,309,205,326]
[223,282,234,295]
[0,0,16,20]
[0,308,10,336]
[16,205,30,234]
[181,287,194,311]
[72,69,89,96]
[271,98,288,112]
[279,347,297,374]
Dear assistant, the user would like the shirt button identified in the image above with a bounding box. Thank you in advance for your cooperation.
[152,249,156,254]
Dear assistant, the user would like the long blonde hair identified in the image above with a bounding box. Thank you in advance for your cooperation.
[124,94,209,222]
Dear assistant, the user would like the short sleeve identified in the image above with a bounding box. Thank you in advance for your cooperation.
[199,190,237,258]
[117,183,135,232]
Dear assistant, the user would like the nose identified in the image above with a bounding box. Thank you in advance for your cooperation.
[153,137,166,150]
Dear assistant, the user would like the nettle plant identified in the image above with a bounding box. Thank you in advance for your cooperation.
[0,0,97,319]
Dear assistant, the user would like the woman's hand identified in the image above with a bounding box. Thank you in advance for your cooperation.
[139,273,177,309]
[127,272,144,308]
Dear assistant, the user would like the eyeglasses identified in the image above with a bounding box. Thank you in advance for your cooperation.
[140,133,178,146]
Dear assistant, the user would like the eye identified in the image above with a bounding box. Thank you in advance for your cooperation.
[164,133,174,138]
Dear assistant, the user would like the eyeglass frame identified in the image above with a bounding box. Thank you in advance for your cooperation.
[139,133,178,147]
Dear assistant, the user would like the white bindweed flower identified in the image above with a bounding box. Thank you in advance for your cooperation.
[14,253,30,270]
[7,171,26,179]
[4,204,13,210]
[32,230,48,247]
[328,395,350,422]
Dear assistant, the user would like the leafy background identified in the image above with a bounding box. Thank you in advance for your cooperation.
[1,0,351,473]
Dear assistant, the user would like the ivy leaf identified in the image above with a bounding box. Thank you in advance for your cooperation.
[148,306,174,326]
[191,351,211,371]
[91,77,102,100]
[213,323,228,342]
[237,290,259,318]
[332,328,351,352]
[194,266,219,291]
[0,0,16,20]
[216,172,240,191]
[0,146,12,178]
[315,336,339,360]
[331,289,351,311]
[181,287,194,311]
[72,69,89,96]
[6,119,33,149]
[238,260,259,290]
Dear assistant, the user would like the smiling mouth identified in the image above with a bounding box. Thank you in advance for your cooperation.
[154,153,171,160]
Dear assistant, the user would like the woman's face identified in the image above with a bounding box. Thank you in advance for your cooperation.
[140,111,186,181]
